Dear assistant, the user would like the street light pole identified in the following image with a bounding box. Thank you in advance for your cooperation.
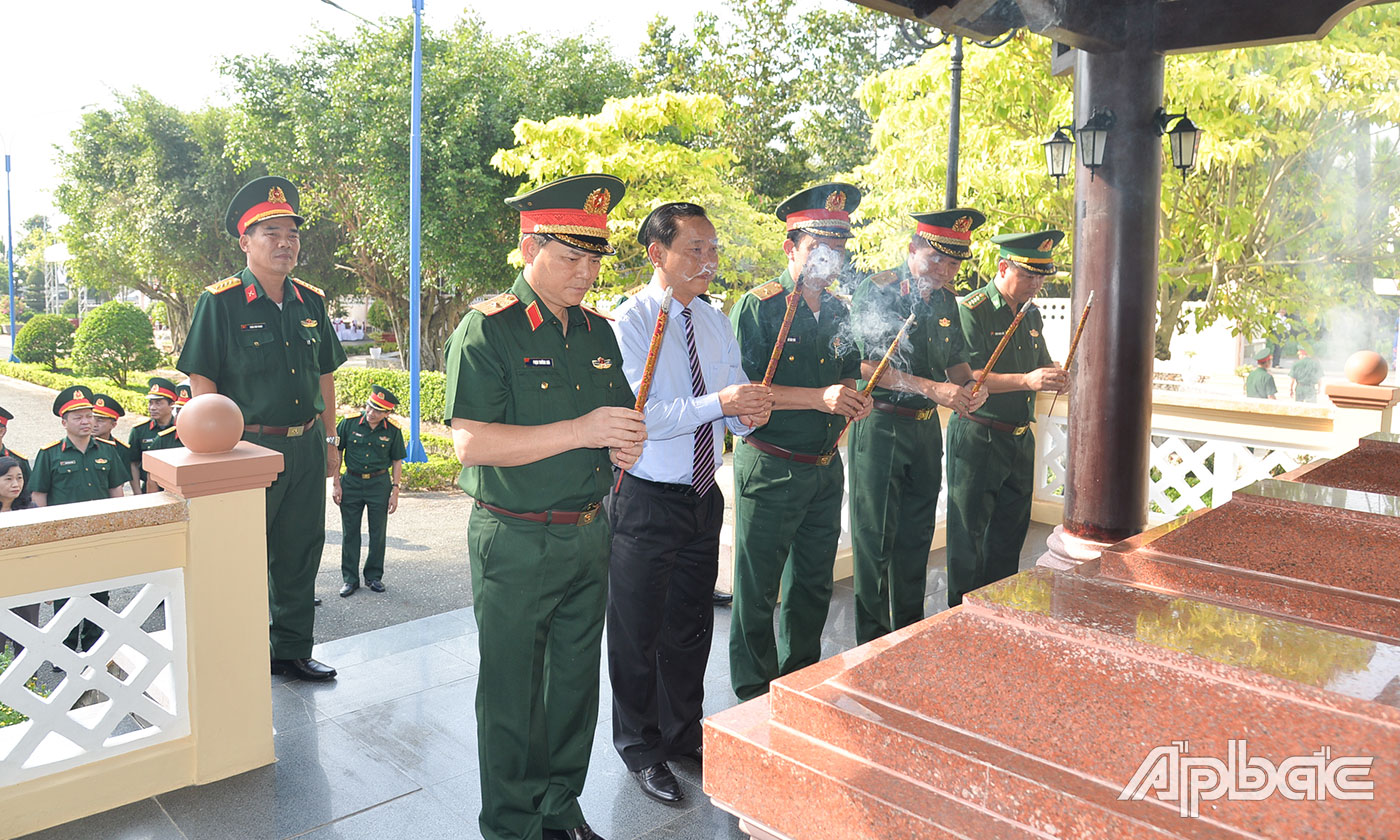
[945,35,963,210]
[5,154,16,361]
[406,0,426,462]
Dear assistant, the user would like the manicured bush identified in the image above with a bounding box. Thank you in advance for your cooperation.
[334,367,447,422]
[13,314,74,371]
[72,301,162,387]
[0,362,155,415]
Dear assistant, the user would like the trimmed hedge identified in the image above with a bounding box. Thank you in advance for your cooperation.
[334,367,447,422]
[0,362,155,417]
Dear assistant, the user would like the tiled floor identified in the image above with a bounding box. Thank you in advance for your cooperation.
[24,524,1053,840]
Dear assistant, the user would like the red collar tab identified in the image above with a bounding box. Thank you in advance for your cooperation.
[525,300,544,331]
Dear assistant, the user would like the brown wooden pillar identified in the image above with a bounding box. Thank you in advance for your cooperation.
[1060,13,1163,546]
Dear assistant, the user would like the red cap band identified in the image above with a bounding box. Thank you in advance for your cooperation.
[93,404,121,420]
[238,200,299,235]
[59,397,93,416]
[519,208,610,236]
[916,222,972,242]
[368,393,396,411]
[784,208,851,232]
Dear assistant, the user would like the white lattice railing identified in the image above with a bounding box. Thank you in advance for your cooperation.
[0,569,189,786]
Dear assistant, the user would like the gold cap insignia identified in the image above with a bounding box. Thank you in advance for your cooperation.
[583,188,611,215]
[95,397,106,406]
[939,317,951,327]
[268,186,288,204]
[1038,238,1054,252]
[824,191,846,212]
[952,216,973,233]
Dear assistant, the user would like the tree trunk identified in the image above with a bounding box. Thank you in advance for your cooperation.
[1155,287,1187,361]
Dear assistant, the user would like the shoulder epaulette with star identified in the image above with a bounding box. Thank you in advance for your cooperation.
[387,416,404,430]
[868,270,898,288]
[39,440,62,452]
[582,305,614,322]
[206,276,241,294]
[291,277,324,297]
[472,293,518,316]
[98,437,117,445]
[157,426,179,437]
[962,291,988,309]
[7,449,24,459]
[750,280,785,301]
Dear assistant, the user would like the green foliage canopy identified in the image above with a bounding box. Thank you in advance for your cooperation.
[72,301,162,387]
[14,314,75,371]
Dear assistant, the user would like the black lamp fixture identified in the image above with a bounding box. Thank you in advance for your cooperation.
[1042,125,1075,184]
[1155,107,1203,179]
[1076,108,1116,180]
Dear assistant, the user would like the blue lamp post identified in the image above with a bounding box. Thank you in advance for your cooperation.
[405,0,426,463]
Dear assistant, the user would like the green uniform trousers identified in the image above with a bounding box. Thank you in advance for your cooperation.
[847,409,943,644]
[248,421,327,660]
[944,415,1035,607]
[339,472,389,585]
[729,441,843,702]
[469,504,609,840]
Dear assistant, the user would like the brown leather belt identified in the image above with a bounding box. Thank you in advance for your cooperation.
[960,413,1030,436]
[475,500,601,526]
[346,469,388,480]
[244,418,318,437]
[745,436,835,466]
[873,400,936,421]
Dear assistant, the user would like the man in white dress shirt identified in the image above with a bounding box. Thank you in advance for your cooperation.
[607,203,773,804]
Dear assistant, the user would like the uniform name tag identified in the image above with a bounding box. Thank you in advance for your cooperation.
[785,336,800,344]
[60,459,77,467]
[991,330,1006,337]
[524,357,553,367]
[240,323,266,331]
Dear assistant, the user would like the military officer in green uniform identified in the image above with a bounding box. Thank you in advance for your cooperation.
[847,209,989,644]
[128,377,183,493]
[1246,346,1278,399]
[444,174,644,840]
[945,231,1068,607]
[0,405,31,491]
[728,182,872,702]
[333,385,406,597]
[1289,348,1323,402]
[174,383,192,416]
[31,386,128,650]
[178,176,347,682]
[91,394,134,495]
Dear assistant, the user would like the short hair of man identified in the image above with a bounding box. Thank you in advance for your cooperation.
[638,203,709,248]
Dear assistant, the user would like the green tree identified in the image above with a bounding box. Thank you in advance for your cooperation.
[850,9,1400,357]
[14,314,75,370]
[637,1,918,202]
[492,92,788,307]
[71,301,161,387]
[223,15,636,370]
[21,268,46,315]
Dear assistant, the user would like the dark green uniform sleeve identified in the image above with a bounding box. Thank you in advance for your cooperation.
[389,425,407,461]
[937,291,970,371]
[178,290,227,383]
[336,416,352,452]
[959,301,991,369]
[1034,309,1053,368]
[851,281,898,362]
[729,293,769,383]
[127,427,144,463]
[444,312,509,424]
[317,302,348,375]
[30,447,52,494]
[105,442,128,490]
[835,301,862,382]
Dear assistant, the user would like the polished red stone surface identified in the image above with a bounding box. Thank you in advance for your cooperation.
[1294,436,1400,496]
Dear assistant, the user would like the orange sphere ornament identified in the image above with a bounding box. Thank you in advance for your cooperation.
[1344,350,1388,386]
[176,393,245,454]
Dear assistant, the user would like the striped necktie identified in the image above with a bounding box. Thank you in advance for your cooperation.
[682,307,716,496]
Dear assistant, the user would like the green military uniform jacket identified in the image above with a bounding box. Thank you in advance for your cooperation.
[1246,366,1277,399]
[443,272,634,512]
[177,267,347,424]
[1290,357,1322,401]
[337,413,407,475]
[958,280,1052,424]
[31,437,128,505]
[852,263,968,408]
[128,420,181,490]
[730,270,862,454]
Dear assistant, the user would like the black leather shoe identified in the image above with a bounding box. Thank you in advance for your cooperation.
[632,761,683,803]
[542,822,605,840]
[339,582,359,598]
[366,579,386,593]
[674,744,702,767]
[271,658,337,681]
[711,591,733,606]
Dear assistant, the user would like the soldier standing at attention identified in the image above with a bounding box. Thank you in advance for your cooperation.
[128,378,183,493]
[333,385,406,598]
[1245,346,1278,399]
[90,394,133,495]
[444,174,645,840]
[847,209,988,644]
[178,176,347,682]
[944,231,1067,607]
[728,182,872,702]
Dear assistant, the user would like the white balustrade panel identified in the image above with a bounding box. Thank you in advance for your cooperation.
[1035,415,1328,525]
[0,569,189,785]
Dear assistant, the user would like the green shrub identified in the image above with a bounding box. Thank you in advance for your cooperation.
[72,301,162,387]
[402,453,463,491]
[61,297,79,316]
[365,300,395,333]
[335,367,447,422]
[0,362,154,415]
[13,314,74,370]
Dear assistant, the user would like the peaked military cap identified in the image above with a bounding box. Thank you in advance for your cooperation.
[147,377,178,402]
[175,383,192,406]
[0,405,11,426]
[507,174,626,255]
[991,229,1065,276]
[911,208,986,260]
[776,182,861,239]
[225,176,305,238]
[92,393,125,420]
[367,385,399,411]
[53,385,95,417]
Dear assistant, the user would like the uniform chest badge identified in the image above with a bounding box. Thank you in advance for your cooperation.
[592,357,613,370]
[938,317,951,328]
[378,435,390,442]
[95,458,108,465]
[301,318,318,328]
[1029,329,1040,337]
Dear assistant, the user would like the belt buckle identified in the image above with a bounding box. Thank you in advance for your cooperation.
[817,452,834,466]
[287,424,304,438]
[361,472,372,479]
[916,407,934,421]
[578,503,600,526]
[1013,424,1028,436]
